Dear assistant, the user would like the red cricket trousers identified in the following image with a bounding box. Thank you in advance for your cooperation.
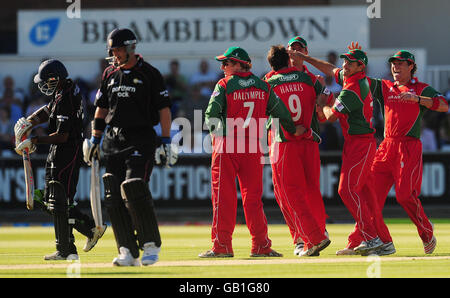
[270,139,327,247]
[209,137,272,255]
[339,136,392,248]
[371,137,433,243]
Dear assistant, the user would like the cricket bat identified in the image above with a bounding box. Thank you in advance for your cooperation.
[90,158,103,228]
[22,147,34,210]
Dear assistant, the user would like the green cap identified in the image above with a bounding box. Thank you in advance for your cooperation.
[340,49,368,66]
[287,36,307,48]
[388,50,415,64]
[215,46,251,64]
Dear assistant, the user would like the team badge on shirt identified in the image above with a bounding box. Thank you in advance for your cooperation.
[334,99,345,112]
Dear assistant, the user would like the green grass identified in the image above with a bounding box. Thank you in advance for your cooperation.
[0,222,449,278]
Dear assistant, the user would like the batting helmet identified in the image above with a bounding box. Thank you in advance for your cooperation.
[106,28,137,66]
[34,59,68,96]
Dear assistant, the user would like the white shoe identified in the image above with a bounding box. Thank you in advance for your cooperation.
[44,251,79,261]
[364,242,396,256]
[112,247,140,266]
[423,235,437,254]
[354,237,383,255]
[141,242,161,266]
[423,222,436,254]
[293,242,304,256]
[83,225,107,252]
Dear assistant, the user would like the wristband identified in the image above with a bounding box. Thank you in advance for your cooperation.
[161,137,171,145]
[92,118,107,132]
[90,135,101,145]
[430,97,441,111]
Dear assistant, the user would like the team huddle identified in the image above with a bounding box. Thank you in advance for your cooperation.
[12,27,448,265]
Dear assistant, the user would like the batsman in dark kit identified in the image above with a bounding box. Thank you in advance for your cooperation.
[14,59,106,260]
[84,28,178,266]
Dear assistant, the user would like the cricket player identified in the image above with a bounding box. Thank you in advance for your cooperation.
[289,47,393,255]
[14,59,106,260]
[200,46,302,258]
[286,36,333,254]
[352,43,448,254]
[85,28,177,266]
[264,43,331,257]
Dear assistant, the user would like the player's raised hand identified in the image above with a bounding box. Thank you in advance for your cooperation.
[316,75,326,86]
[348,41,362,51]
[287,49,306,59]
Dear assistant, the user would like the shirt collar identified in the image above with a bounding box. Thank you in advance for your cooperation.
[394,77,418,86]
[343,70,366,85]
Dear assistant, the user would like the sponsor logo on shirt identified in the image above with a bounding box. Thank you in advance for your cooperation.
[238,78,255,87]
[111,85,136,98]
[279,73,299,82]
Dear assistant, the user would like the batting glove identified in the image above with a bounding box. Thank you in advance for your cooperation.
[14,117,32,146]
[15,138,36,156]
[155,137,178,168]
[82,137,101,166]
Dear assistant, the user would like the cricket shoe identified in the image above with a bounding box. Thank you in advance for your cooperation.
[141,242,161,266]
[336,248,357,256]
[83,224,107,252]
[298,238,331,257]
[293,242,304,256]
[250,248,283,257]
[362,242,396,256]
[198,250,233,258]
[112,247,140,266]
[423,235,437,254]
[44,251,79,261]
[354,237,383,255]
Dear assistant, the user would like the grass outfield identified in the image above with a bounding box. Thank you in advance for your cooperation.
[0,220,449,278]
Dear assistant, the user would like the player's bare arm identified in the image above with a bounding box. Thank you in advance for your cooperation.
[321,106,338,123]
[30,132,70,145]
[26,105,50,126]
[287,49,338,77]
[92,107,108,138]
[399,92,449,113]
[159,107,172,138]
